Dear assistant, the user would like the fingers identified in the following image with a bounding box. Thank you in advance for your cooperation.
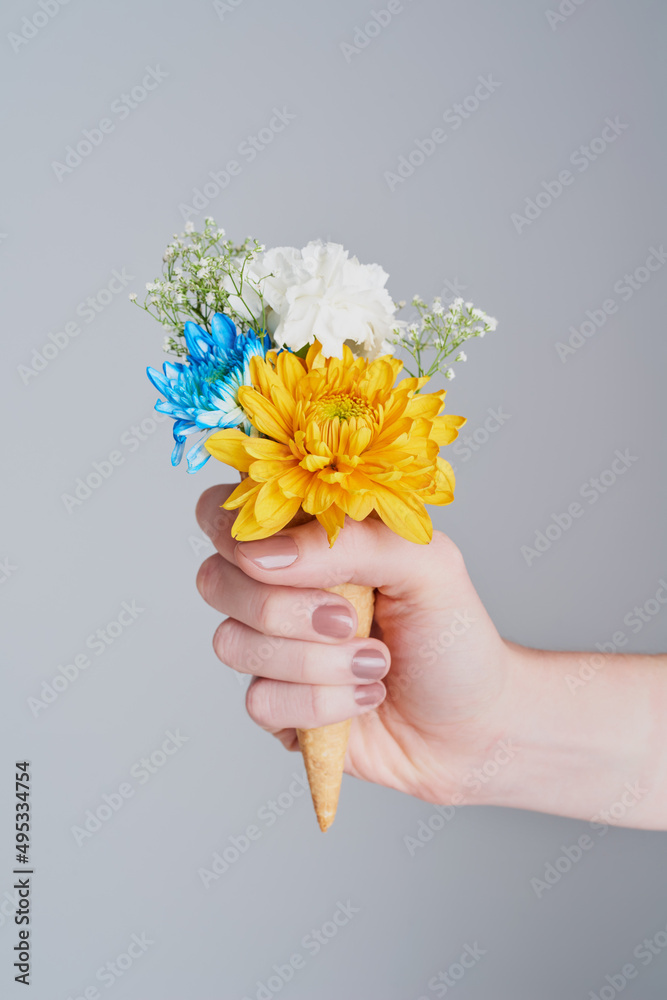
[195,482,237,542]
[196,555,360,644]
[245,675,386,731]
[213,617,390,685]
[196,483,461,599]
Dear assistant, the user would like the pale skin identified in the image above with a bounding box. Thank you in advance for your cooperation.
[196,484,667,830]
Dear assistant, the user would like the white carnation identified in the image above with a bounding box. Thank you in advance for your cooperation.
[251,241,398,359]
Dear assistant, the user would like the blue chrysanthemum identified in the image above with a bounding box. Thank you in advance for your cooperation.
[147,313,271,473]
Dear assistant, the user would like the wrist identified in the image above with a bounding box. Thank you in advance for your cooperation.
[470,641,667,828]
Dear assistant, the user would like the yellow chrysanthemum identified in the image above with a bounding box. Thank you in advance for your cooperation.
[204,342,465,546]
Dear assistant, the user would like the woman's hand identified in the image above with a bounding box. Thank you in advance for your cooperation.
[195,484,514,806]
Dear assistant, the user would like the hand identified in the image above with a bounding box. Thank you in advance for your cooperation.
[195,484,514,806]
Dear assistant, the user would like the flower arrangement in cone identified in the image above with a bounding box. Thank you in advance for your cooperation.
[137,218,497,830]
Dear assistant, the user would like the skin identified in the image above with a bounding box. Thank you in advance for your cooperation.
[196,484,667,830]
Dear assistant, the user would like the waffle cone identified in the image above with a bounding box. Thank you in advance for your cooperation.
[236,476,375,831]
[296,581,375,832]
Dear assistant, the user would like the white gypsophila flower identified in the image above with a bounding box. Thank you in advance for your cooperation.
[487,316,498,331]
[145,282,155,291]
[184,221,195,234]
[250,241,398,359]
[456,351,467,362]
[129,292,137,301]
[444,368,456,379]
[432,302,444,315]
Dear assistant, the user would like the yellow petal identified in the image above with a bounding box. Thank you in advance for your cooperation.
[273,465,312,498]
[404,391,445,420]
[276,350,307,394]
[372,486,433,544]
[302,474,336,515]
[238,387,292,443]
[223,476,261,510]
[248,458,297,482]
[306,341,325,369]
[205,428,253,471]
[244,438,293,460]
[348,424,372,455]
[253,478,302,528]
[231,499,277,541]
[338,489,375,521]
[371,417,412,449]
[424,458,456,505]
[301,453,331,472]
[357,359,398,401]
[249,354,282,397]
[430,414,466,445]
[316,504,346,547]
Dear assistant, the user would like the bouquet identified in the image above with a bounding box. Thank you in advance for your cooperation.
[136,218,497,830]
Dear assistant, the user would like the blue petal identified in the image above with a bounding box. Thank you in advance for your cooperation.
[196,410,229,428]
[211,313,237,352]
[219,405,245,427]
[171,438,186,466]
[156,400,192,420]
[146,366,170,394]
[186,439,212,473]
[172,418,197,442]
[184,321,209,360]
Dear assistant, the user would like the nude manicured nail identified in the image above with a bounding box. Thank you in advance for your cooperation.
[351,648,387,680]
[312,604,355,638]
[237,536,298,569]
[354,682,385,707]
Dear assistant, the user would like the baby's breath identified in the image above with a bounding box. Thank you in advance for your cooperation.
[392,296,497,379]
[131,217,266,356]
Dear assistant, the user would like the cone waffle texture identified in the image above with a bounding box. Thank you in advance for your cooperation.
[297,581,375,832]
[237,476,375,831]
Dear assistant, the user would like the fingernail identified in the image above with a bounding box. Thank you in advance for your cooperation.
[351,647,387,680]
[354,682,385,707]
[237,535,298,570]
[312,604,355,638]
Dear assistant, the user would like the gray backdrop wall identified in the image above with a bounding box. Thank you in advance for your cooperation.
[2,0,667,997]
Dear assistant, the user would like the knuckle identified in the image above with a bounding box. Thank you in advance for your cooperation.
[306,683,329,723]
[290,642,312,684]
[213,618,241,667]
[195,488,234,544]
[429,530,464,572]
[196,554,220,603]
[250,586,281,635]
[245,678,275,728]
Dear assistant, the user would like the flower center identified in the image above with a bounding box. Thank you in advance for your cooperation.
[202,355,241,384]
[204,366,230,384]
[314,392,372,423]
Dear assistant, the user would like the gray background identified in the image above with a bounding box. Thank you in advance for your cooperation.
[2,0,667,997]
